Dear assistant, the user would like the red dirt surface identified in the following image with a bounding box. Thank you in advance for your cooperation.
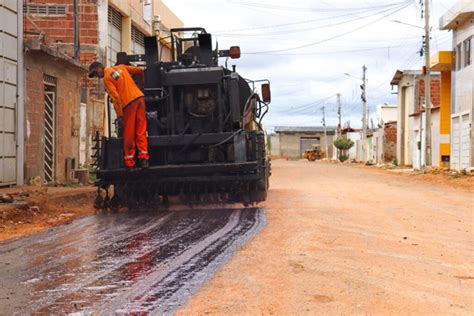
[0,186,95,241]
[179,160,474,315]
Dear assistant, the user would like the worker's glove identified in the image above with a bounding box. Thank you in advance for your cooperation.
[115,117,123,137]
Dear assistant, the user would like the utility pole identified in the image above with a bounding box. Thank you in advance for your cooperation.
[361,65,368,162]
[321,106,328,159]
[423,0,432,167]
[337,93,342,136]
[336,93,342,160]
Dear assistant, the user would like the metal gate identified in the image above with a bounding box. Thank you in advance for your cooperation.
[451,112,471,170]
[0,0,20,185]
[43,75,57,182]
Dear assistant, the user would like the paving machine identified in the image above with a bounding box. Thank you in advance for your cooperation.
[92,28,271,210]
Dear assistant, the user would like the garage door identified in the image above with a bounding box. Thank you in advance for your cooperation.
[300,137,320,158]
[451,113,471,170]
[460,114,471,169]
[0,0,19,185]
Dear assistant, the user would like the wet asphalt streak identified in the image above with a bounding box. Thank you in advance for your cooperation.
[0,207,265,315]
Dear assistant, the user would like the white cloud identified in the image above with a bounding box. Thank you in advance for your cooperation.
[163,0,457,128]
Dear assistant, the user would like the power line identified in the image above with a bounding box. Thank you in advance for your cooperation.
[243,43,417,56]
[245,1,412,54]
[229,1,408,13]
[214,2,408,34]
[217,4,411,37]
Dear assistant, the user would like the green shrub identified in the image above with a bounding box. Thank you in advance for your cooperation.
[339,154,349,162]
[333,137,354,150]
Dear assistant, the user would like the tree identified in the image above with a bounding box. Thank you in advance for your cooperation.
[333,137,354,162]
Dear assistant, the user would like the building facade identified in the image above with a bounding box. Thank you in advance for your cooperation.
[21,0,183,184]
[275,126,336,159]
[23,42,86,183]
[440,1,473,171]
[391,70,441,168]
[0,0,24,186]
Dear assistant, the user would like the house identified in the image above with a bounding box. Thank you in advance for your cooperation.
[23,40,87,183]
[0,0,24,186]
[439,0,473,171]
[371,122,397,165]
[274,126,336,159]
[390,70,441,169]
[21,0,183,184]
[376,104,397,127]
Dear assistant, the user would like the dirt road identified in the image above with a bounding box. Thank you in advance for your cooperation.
[180,160,473,315]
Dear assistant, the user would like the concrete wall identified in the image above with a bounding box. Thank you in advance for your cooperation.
[377,105,397,125]
[278,132,334,159]
[396,75,416,166]
[452,18,473,167]
[269,135,280,157]
[395,72,441,166]
[346,132,360,160]
[411,110,442,169]
[24,51,82,183]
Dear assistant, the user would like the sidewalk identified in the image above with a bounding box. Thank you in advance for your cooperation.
[0,185,96,241]
[315,159,474,192]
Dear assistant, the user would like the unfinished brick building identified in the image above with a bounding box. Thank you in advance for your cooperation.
[21,0,183,184]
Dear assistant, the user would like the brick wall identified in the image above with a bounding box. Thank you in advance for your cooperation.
[383,122,397,163]
[24,0,99,49]
[24,0,104,95]
[24,51,83,184]
[418,78,441,110]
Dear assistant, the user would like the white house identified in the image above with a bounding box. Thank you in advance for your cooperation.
[440,1,474,171]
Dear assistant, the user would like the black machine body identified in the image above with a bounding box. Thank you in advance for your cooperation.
[93,28,271,209]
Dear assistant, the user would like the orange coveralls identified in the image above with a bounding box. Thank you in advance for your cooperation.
[104,64,149,167]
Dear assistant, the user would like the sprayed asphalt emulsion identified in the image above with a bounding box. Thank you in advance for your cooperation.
[0,207,266,314]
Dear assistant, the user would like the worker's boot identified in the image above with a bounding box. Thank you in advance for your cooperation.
[138,159,149,169]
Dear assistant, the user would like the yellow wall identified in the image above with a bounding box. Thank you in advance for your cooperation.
[439,67,452,164]
[440,71,451,136]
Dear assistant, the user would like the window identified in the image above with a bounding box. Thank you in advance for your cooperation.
[24,4,67,16]
[131,26,145,55]
[464,37,472,67]
[107,7,122,66]
[456,44,462,71]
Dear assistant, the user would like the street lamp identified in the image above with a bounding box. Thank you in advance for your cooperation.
[391,19,424,30]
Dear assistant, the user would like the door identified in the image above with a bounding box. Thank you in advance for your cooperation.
[451,113,471,170]
[451,116,460,170]
[79,103,87,165]
[43,76,57,183]
[0,0,20,185]
[460,114,471,169]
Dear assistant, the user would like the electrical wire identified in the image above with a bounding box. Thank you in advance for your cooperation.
[245,1,413,54]
[218,3,412,38]
[214,2,410,35]
[229,1,409,13]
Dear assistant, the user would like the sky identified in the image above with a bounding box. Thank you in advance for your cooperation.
[162,0,458,130]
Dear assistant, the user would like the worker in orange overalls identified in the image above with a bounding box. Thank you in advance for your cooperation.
[88,62,149,168]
